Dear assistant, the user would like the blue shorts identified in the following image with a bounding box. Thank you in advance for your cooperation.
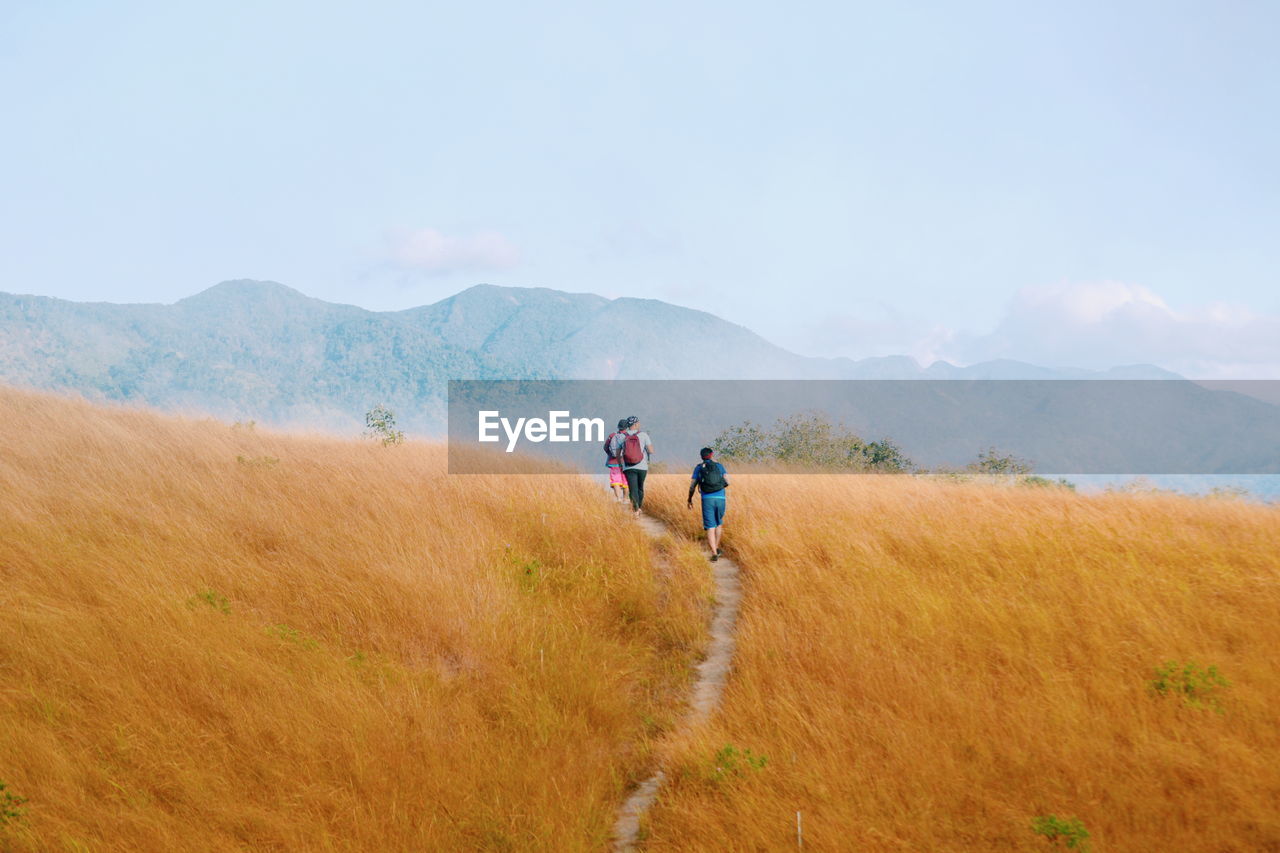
[700,492,726,529]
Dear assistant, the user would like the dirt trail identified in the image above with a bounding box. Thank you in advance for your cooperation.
[611,512,742,850]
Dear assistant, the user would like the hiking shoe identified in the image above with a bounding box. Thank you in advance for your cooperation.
[710,553,719,562]
[716,548,723,557]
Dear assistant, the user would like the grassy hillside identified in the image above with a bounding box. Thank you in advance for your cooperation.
[641,474,1280,851]
[0,387,710,851]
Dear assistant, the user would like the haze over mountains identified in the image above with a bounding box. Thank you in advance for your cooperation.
[0,280,1177,432]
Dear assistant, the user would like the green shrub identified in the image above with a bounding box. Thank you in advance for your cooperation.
[1022,475,1076,490]
[1207,485,1250,500]
[711,744,767,782]
[1031,815,1089,849]
[1105,477,1174,495]
[236,454,279,467]
[266,624,320,650]
[969,447,1033,476]
[714,420,770,462]
[515,558,542,593]
[714,413,912,472]
[188,588,231,614]
[0,779,27,828]
[1150,660,1229,713]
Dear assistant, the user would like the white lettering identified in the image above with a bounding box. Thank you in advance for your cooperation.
[572,417,605,442]
[548,410,570,441]
[478,411,500,442]
[502,417,526,453]
[482,411,609,452]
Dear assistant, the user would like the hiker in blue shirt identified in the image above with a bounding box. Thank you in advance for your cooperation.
[687,447,729,561]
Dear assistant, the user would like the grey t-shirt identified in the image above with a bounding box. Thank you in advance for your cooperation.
[610,429,652,471]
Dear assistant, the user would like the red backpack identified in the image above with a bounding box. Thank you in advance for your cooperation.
[621,431,645,465]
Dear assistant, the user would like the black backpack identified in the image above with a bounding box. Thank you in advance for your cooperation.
[697,460,727,493]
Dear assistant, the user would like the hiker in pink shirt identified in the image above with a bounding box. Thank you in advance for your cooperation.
[604,418,630,503]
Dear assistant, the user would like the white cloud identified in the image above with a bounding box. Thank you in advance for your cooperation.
[386,227,519,275]
[937,281,1280,378]
[781,299,954,365]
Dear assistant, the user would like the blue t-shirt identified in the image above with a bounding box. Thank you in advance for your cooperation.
[691,461,727,497]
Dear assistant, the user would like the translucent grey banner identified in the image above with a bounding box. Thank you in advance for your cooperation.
[447,380,1280,475]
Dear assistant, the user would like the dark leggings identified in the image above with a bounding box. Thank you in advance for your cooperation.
[624,468,646,510]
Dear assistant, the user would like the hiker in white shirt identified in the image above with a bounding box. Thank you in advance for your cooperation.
[609,415,654,518]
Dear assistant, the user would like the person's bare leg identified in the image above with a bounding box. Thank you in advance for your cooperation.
[707,525,721,554]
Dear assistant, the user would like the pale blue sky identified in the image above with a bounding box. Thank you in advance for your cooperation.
[3,1,1277,375]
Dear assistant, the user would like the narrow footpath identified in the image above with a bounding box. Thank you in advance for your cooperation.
[611,512,743,851]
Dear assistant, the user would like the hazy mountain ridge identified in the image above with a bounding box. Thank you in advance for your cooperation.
[0,280,1178,432]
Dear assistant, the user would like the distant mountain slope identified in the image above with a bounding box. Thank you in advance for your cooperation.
[399,284,826,379]
[0,280,1178,431]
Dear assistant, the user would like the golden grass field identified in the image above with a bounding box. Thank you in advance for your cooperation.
[640,473,1280,851]
[5,385,1280,852]
[0,387,711,851]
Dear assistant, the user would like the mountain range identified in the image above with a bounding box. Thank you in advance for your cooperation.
[0,280,1178,432]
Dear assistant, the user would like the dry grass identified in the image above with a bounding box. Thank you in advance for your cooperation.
[641,473,1280,851]
[0,386,711,851]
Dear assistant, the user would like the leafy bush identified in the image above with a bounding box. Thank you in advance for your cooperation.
[1149,660,1229,713]
[364,404,405,446]
[714,413,912,472]
[711,744,768,781]
[0,779,27,828]
[679,743,769,788]
[860,439,914,473]
[1031,815,1089,849]
[188,588,231,614]
[515,558,542,593]
[713,420,770,462]
[1207,485,1250,500]
[1105,477,1175,495]
[969,447,1034,476]
[1022,475,1076,490]
[266,624,320,650]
